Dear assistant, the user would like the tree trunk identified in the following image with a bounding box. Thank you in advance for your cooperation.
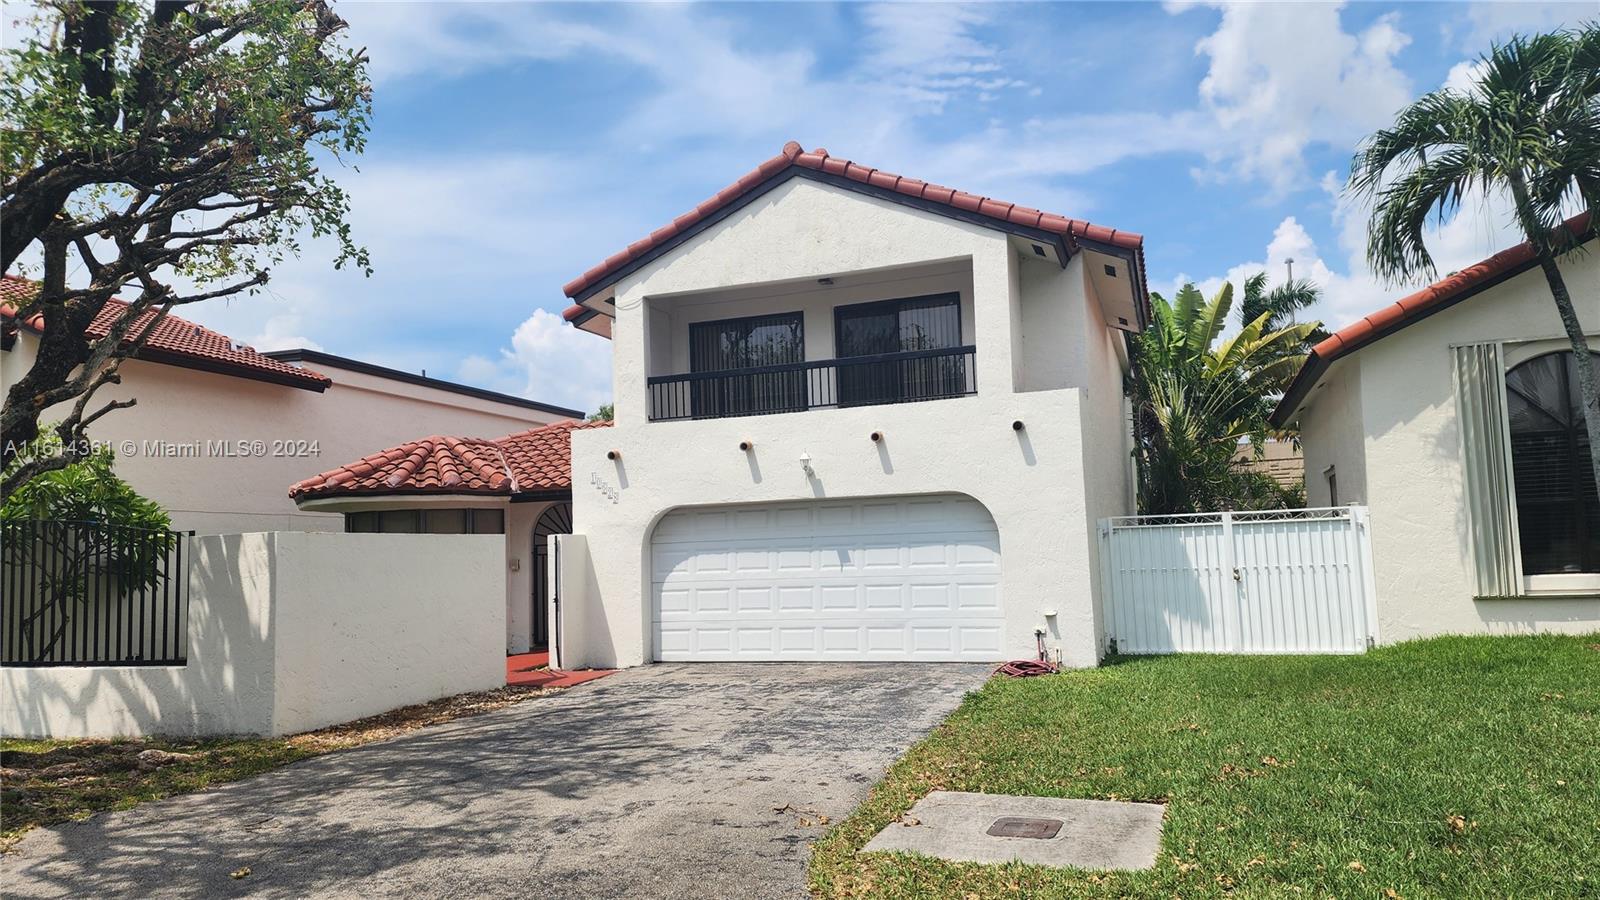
[1533,252,1600,504]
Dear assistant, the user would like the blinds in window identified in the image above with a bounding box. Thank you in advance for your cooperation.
[1453,342,1522,596]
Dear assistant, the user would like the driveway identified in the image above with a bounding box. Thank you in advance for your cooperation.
[3,663,990,899]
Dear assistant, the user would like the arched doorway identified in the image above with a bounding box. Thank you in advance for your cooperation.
[531,502,573,649]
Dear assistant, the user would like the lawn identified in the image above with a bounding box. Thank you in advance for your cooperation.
[810,634,1600,899]
[0,684,555,850]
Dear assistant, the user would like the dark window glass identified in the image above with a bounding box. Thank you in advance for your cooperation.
[345,511,378,533]
[377,510,419,534]
[834,294,967,407]
[689,312,806,417]
[1506,351,1598,575]
[472,509,506,534]
[424,509,469,534]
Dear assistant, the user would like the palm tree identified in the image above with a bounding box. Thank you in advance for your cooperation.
[1349,25,1600,493]
[1240,272,1327,340]
[1133,282,1319,513]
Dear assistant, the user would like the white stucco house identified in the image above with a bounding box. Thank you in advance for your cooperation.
[549,141,1148,669]
[1272,212,1598,641]
[1,275,583,535]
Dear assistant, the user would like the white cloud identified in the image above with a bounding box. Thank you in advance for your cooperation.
[246,314,323,353]
[1167,177,1528,335]
[460,309,613,415]
[1180,3,1414,196]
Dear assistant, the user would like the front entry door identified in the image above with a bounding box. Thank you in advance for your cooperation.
[531,503,573,649]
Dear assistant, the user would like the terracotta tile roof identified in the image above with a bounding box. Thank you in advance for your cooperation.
[561,141,1147,313]
[1270,210,1594,426]
[289,419,611,500]
[1,275,330,391]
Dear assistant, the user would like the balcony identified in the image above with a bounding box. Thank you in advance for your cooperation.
[646,346,977,421]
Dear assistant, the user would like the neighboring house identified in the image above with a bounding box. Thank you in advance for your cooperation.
[1,275,582,534]
[1272,213,1599,641]
[288,419,608,654]
[1234,438,1304,489]
[554,141,1148,668]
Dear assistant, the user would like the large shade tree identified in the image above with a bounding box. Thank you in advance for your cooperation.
[1348,25,1600,494]
[0,0,371,497]
[1133,282,1318,514]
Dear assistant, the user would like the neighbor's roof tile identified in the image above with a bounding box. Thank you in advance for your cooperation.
[1270,210,1594,426]
[1,275,329,390]
[289,419,612,499]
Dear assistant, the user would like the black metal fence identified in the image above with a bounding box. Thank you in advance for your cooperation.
[647,346,977,421]
[2,519,192,666]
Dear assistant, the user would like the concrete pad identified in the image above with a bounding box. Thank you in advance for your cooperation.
[863,791,1165,870]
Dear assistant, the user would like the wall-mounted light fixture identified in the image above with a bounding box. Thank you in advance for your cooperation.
[870,431,883,443]
[606,449,621,460]
[1012,420,1025,432]
[739,440,754,452]
[799,451,814,477]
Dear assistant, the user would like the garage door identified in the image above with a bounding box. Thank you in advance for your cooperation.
[651,494,1002,661]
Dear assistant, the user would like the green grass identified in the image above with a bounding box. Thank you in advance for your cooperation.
[809,634,1600,899]
[0,736,313,848]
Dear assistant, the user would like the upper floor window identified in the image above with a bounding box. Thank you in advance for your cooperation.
[689,312,805,417]
[1506,350,1598,574]
[835,293,964,407]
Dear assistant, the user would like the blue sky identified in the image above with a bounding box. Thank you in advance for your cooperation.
[175,1,1593,414]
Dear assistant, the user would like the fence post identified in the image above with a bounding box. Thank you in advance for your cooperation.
[1222,510,1240,652]
[1353,505,1380,648]
[1097,519,1113,656]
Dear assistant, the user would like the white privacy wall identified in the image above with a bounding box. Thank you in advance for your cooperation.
[2,532,503,738]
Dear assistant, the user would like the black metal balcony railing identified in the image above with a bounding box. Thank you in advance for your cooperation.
[647,346,977,421]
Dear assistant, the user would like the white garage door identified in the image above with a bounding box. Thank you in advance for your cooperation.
[651,494,1002,661]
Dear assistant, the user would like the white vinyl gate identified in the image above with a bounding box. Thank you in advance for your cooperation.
[1099,507,1378,654]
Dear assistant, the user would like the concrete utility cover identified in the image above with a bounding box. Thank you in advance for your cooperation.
[863,791,1165,870]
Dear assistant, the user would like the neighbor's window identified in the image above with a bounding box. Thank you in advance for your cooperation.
[1506,351,1598,574]
[344,509,506,535]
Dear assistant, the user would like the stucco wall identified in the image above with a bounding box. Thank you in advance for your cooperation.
[1298,356,1366,507]
[571,392,1098,669]
[607,178,1019,429]
[1,532,503,738]
[1299,250,1599,641]
[0,340,569,535]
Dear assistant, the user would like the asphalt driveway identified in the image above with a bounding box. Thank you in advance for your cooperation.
[3,663,989,899]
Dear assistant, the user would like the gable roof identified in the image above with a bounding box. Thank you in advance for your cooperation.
[289,419,610,500]
[1270,210,1595,427]
[1,275,331,391]
[560,141,1147,329]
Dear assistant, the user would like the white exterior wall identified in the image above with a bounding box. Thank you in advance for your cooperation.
[1298,356,1366,507]
[1,532,503,738]
[1295,250,1599,641]
[0,342,571,535]
[567,179,1132,669]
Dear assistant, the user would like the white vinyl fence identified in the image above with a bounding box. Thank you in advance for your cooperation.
[1099,506,1378,655]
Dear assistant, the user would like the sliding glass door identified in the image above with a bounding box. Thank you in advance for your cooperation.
[689,312,806,417]
[834,293,965,407]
